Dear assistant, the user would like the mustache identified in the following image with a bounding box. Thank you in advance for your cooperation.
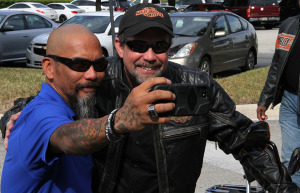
[135,61,162,68]
[75,82,100,92]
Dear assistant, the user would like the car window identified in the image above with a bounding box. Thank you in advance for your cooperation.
[0,15,5,23]
[32,3,49,8]
[66,4,80,9]
[171,16,211,36]
[214,15,229,34]
[25,14,52,29]
[239,18,248,30]
[236,0,248,6]
[10,4,30,9]
[4,15,26,30]
[264,0,278,6]
[63,15,110,33]
[226,15,243,33]
[73,1,96,6]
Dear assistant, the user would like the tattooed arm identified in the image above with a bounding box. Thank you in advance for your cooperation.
[48,77,176,156]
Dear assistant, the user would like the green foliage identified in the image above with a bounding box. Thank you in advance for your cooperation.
[0,0,71,9]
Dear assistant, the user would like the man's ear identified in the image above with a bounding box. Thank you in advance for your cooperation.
[115,37,124,58]
[42,57,55,80]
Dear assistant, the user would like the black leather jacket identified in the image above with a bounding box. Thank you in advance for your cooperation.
[258,15,300,109]
[92,57,278,193]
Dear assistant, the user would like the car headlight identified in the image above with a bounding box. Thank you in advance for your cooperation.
[27,43,32,51]
[171,43,197,58]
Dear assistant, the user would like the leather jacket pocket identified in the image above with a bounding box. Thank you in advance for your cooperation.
[162,124,208,141]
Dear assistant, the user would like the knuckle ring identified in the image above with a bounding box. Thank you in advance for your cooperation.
[148,104,158,118]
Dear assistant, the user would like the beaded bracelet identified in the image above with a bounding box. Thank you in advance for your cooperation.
[105,109,126,143]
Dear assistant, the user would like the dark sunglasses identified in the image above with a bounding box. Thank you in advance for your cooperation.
[45,55,108,72]
[125,40,171,54]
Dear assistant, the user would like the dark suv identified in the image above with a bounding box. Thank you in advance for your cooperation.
[222,0,280,29]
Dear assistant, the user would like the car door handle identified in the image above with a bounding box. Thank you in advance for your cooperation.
[23,35,29,38]
[245,35,249,39]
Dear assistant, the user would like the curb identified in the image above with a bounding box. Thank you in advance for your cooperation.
[236,104,280,121]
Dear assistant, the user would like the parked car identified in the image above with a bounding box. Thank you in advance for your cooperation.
[176,0,217,11]
[2,2,58,21]
[169,11,258,75]
[158,5,179,13]
[101,0,135,11]
[222,0,280,29]
[279,0,300,21]
[183,2,225,12]
[47,3,85,23]
[0,10,58,64]
[26,11,124,68]
[70,0,98,12]
[71,0,134,12]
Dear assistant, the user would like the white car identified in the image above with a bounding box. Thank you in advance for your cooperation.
[3,2,58,21]
[70,0,97,12]
[26,11,124,68]
[47,3,85,23]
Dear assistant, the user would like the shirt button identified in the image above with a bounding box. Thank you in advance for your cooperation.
[135,141,140,145]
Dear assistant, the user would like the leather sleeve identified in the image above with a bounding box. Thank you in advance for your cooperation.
[241,146,300,193]
[0,96,35,138]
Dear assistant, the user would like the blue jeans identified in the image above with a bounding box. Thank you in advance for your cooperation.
[279,90,300,186]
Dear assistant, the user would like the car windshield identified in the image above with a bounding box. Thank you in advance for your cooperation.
[0,15,5,23]
[250,0,278,6]
[32,3,49,8]
[182,0,215,5]
[62,15,110,33]
[66,4,80,9]
[171,16,211,36]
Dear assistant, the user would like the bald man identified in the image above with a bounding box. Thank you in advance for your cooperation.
[1,24,175,193]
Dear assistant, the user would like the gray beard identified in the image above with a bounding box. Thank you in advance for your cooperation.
[69,93,98,119]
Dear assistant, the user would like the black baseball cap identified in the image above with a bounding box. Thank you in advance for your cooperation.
[118,3,173,37]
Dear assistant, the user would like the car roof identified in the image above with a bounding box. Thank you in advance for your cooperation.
[77,11,124,17]
[14,2,44,5]
[48,3,72,5]
[0,10,37,15]
[170,11,226,17]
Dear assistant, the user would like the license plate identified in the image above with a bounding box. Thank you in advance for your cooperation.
[260,17,268,21]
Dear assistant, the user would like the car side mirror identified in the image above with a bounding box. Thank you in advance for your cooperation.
[288,147,300,175]
[0,25,14,32]
[214,31,226,38]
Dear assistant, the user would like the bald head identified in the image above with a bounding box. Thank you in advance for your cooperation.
[47,24,101,56]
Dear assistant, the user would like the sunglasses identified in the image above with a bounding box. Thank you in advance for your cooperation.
[45,55,108,72]
[125,40,171,54]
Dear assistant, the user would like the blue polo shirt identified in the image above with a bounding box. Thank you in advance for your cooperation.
[1,83,93,193]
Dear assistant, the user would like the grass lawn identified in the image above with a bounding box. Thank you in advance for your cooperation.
[0,66,270,114]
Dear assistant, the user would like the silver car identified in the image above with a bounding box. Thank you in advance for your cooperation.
[26,11,124,68]
[0,10,58,64]
[169,11,258,75]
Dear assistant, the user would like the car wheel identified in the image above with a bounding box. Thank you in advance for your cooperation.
[241,50,255,71]
[199,57,212,75]
[59,15,67,23]
[264,24,273,30]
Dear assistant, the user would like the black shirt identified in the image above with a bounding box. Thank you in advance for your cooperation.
[113,69,159,193]
[282,34,300,93]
